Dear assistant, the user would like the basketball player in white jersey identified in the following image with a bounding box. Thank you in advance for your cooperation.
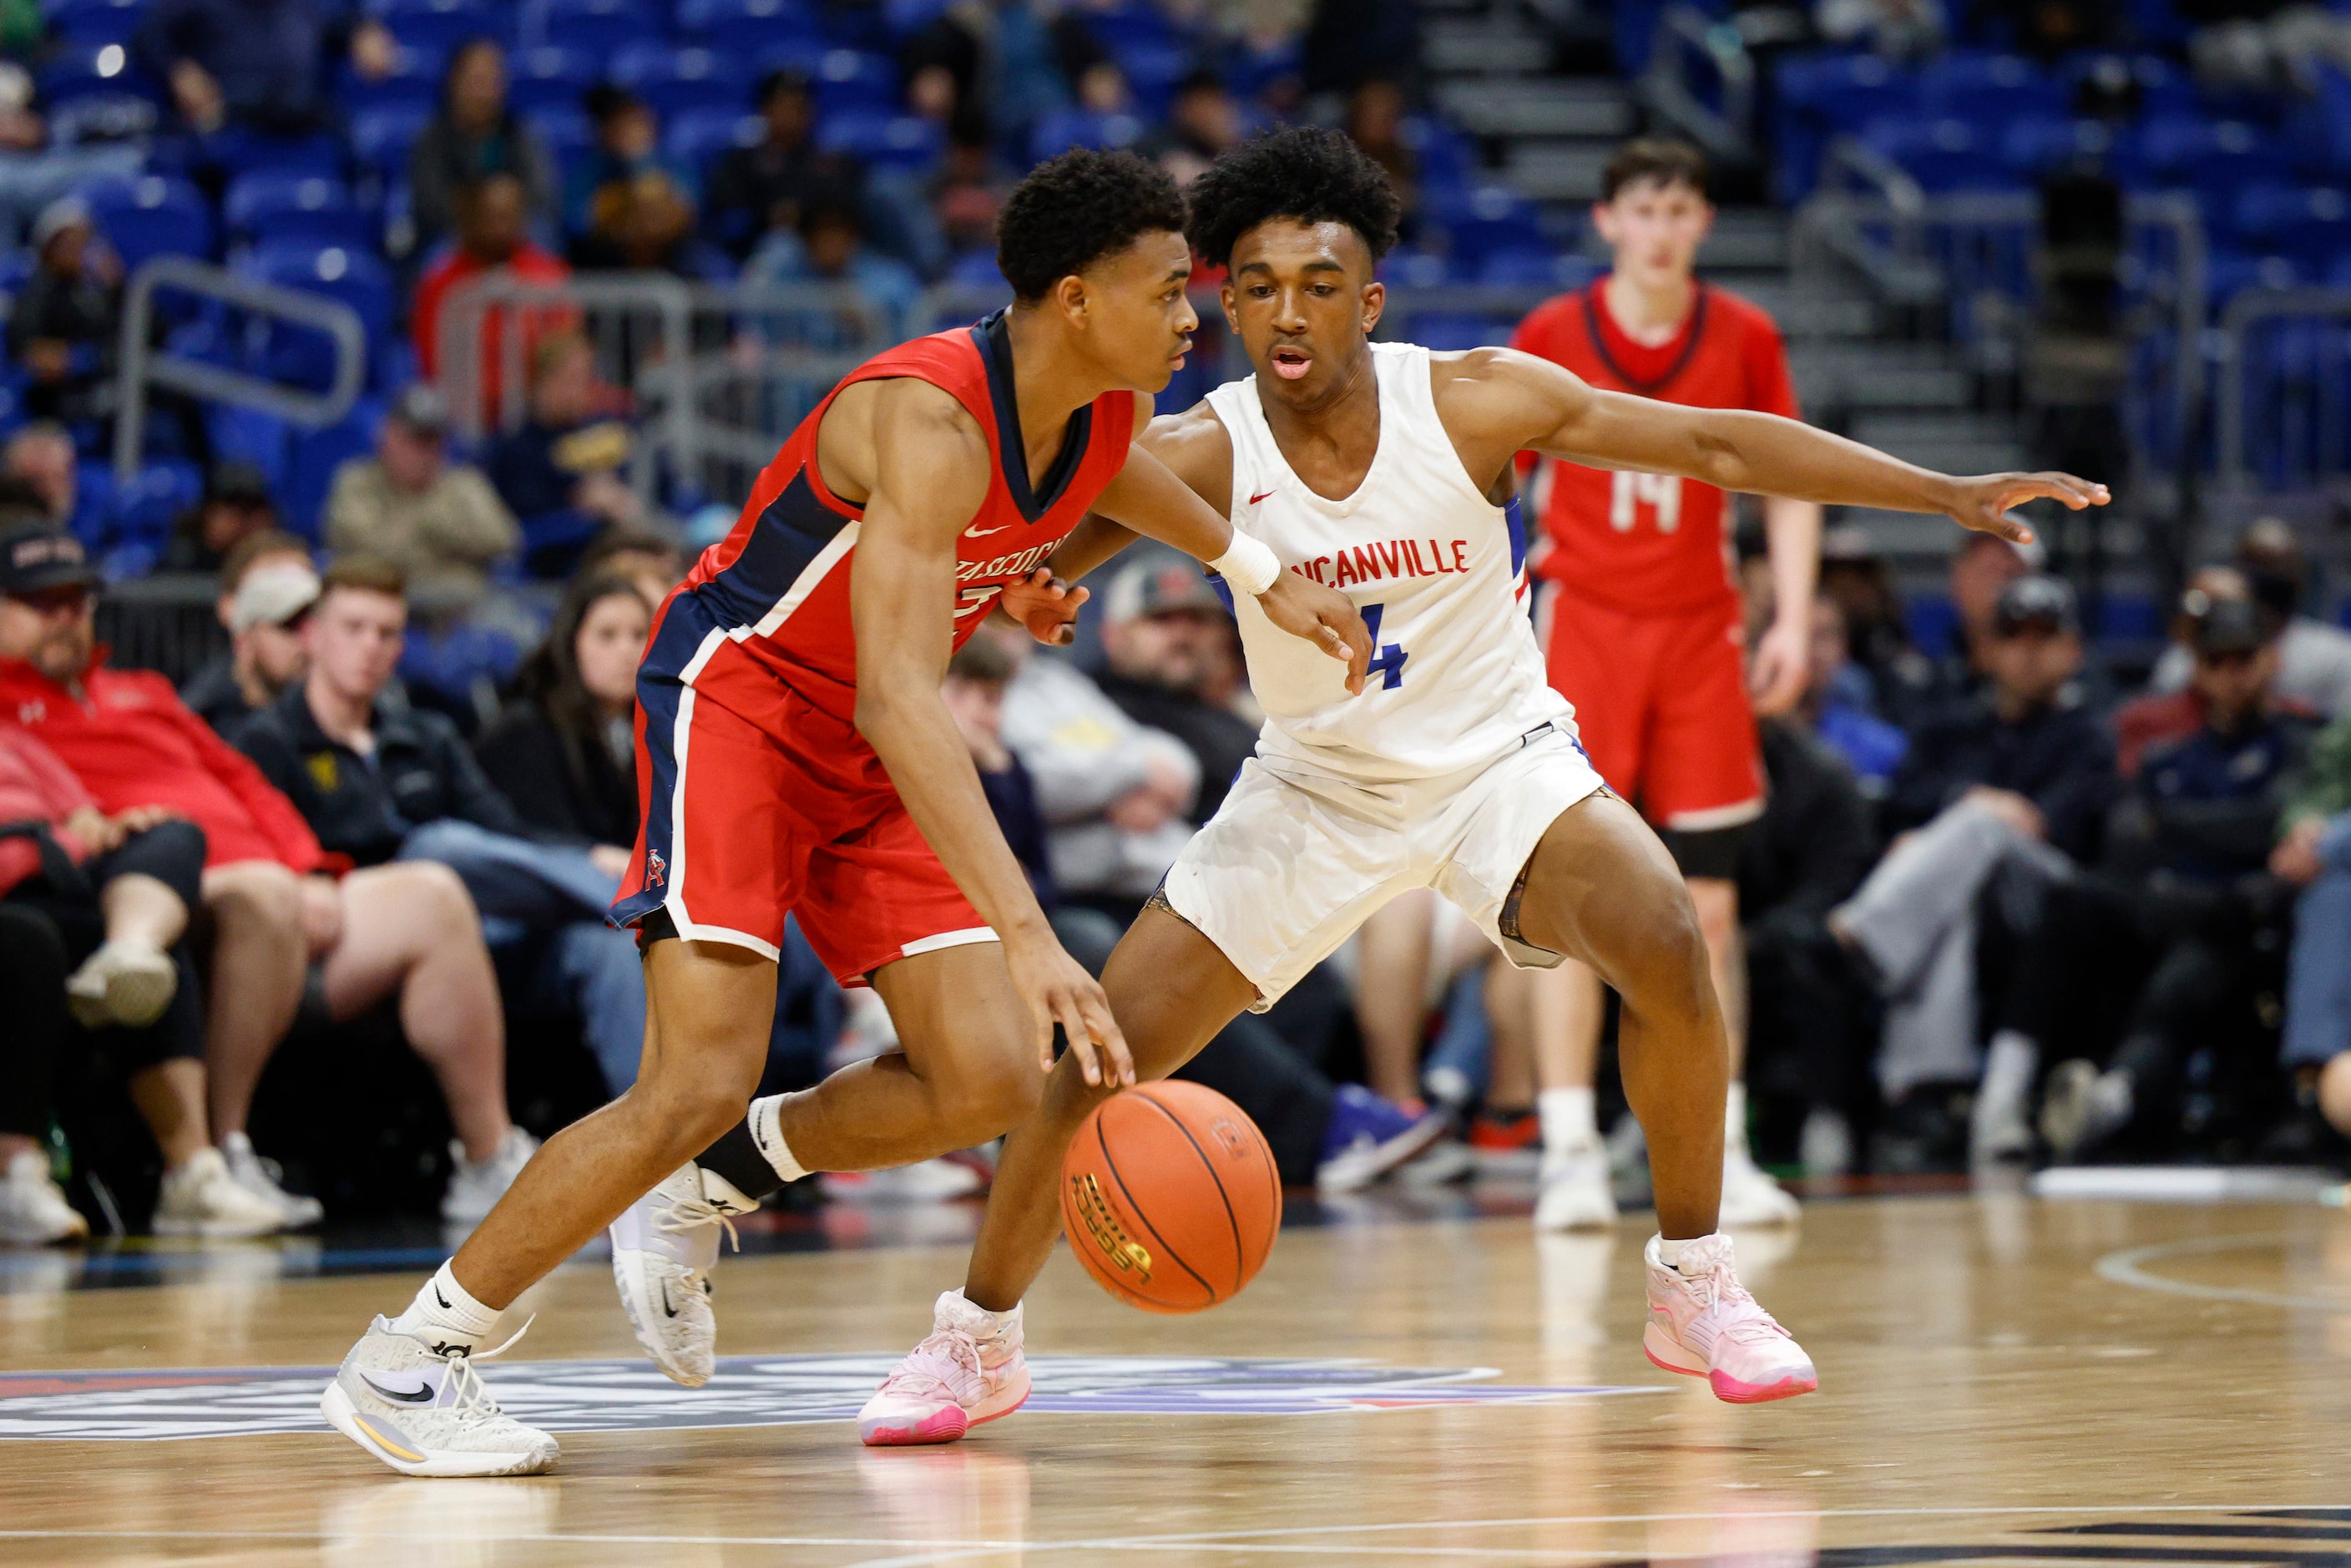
[644,129,2106,1441]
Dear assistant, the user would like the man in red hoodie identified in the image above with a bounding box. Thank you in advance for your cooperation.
[0,524,525,1228]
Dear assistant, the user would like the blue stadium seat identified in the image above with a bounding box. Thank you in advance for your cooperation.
[2128,117,2279,199]
[1474,249,1602,290]
[205,128,347,181]
[78,174,215,269]
[611,43,754,119]
[1429,186,1547,272]
[285,399,383,540]
[339,44,443,113]
[508,45,597,113]
[1774,52,1916,198]
[1999,115,2106,181]
[205,403,292,494]
[946,248,1004,288]
[817,110,943,169]
[811,48,897,116]
[666,108,764,172]
[678,0,823,56]
[1112,40,1192,117]
[2230,185,2351,273]
[1917,52,2064,125]
[1374,247,1449,289]
[1029,108,1145,163]
[351,104,434,181]
[48,0,143,45]
[225,173,375,250]
[38,41,159,107]
[1862,115,2020,192]
[368,0,509,55]
[524,107,597,190]
[68,461,114,549]
[110,458,203,544]
[1081,2,1179,52]
[240,244,397,391]
[538,0,662,59]
[882,0,953,35]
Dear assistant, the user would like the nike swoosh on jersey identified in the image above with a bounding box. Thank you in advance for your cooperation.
[963,523,1014,538]
[1249,489,1276,505]
[358,1371,437,1404]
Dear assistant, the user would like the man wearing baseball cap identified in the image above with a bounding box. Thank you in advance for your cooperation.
[179,533,321,730]
[323,383,519,617]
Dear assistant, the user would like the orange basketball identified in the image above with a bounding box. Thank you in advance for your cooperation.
[1059,1080,1282,1314]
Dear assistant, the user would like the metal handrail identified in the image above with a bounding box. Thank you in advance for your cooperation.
[2213,286,2351,493]
[113,255,367,483]
[1641,4,1756,160]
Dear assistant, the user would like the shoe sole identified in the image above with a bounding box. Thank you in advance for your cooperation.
[319,1382,558,1476]
[611,1247,711,1388]
[1641,1323,1818,1404]
[68,953,176,1031]
[153,1211,285,1239]
[860,1375,1031,1448]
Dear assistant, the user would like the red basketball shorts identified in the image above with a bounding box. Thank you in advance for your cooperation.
[1543,589,1765,832]
[610,617,994,987]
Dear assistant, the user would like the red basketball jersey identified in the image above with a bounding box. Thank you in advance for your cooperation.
[670,309,1135,720]
[1510,282,1798,616]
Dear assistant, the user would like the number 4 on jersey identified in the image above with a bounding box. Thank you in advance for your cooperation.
[1361,603,1408,690]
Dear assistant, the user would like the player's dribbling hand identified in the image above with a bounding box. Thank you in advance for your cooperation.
[999,567,1088,646]
[1945,473,2110,544]
[1258,572,1372,695]
[1005,929,1135,1088]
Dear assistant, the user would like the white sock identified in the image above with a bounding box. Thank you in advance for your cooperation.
[1724,1081,1751,1155]
[389,1261,500,1351]
[942,1287,1020,1340]
[748,1095,810,1184]
[1538,1086,1598,1153]
[1655,1232,1719,1275]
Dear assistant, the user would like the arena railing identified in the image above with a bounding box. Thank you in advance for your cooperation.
[112,255,369,484]
[1641,4,1757,165]
[2212,288,2351,494]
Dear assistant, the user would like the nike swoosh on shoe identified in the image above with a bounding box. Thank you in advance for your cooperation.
[357,1372,437,1404]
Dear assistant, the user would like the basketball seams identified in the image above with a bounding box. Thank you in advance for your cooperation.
[1094,1112,1219,1304]
[1135,1088,1246,1292]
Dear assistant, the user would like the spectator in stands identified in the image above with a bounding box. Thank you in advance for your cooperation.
[566,85,693,240]
[411,173,574,418]
[2114,574,2319,776]
[485,334,640,576]
[0,530,531,1225]
[410,38,559,252]
[3,424,89,539]
[134,0,397,138]
[1140,69,1248,188]
[578,526,685,613]
[325,383,520,619]
[705,68,863,262]
[2025,597,2309,1160]
[1934,531,2033,700]
[1801,589,1908,792]
[1342,79,1420,236]
[161,461,282,575]
[2149,521,2351,721]
[473,573,642,864]
[898,0,1106,148]
[569,167,723,280]
[1831,574,2117,1165]
[10,196,119,429]
[235,559,648,1099]
[928,113,1011,259]
[1820,524,1937,728]
[2271,685,2351,1156]
[179,533,317,730]
[1095,558,1258,824]
[745,195,924,347]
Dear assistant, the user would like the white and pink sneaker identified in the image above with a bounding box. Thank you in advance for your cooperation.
[1641,1233,1818,1404]
[858,1289,1031,1447]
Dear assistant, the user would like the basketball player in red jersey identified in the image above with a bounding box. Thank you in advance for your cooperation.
[1508,139,1817,1231]
[317,150,1370,1478]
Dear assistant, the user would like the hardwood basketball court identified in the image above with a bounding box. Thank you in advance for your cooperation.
[3,1188,2348,1565]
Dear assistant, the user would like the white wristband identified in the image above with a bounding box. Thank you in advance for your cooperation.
[1209,530,1282,598]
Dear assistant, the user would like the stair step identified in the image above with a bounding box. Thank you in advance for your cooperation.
[1425,22,1555,73]
[1433,78,1636,138]
[1698,210,1788,270]
[1502,140,1614,201]
[1848,412,2025,474]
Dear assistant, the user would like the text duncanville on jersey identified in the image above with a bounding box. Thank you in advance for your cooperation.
[1290,537,1474,590]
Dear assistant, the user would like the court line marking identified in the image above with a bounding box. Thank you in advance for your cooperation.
[2093,1232,2351,1312]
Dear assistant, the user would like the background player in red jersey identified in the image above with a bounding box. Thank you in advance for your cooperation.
[1509,139,1822,1230]
[319,151,1370,1478]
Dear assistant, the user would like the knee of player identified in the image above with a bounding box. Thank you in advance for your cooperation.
[1623,895,1714,1021]
[638,1067,759,1148]
[967,1053,1049,1134]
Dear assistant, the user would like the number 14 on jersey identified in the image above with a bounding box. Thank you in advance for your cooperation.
[1610,471,1683,534]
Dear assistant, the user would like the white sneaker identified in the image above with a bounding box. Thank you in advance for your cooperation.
[321,1318,558,1476]
[1534,1141,1619,1231]
[2040,1059,2133,1160]
[610,1161,756,1388]
[858,1290,1030,1447]
[441,1127,538,1225]
[1718,1145,1801,1227]
[154,1148,289,1237]
[1641,1233,1817,1403]
[0,1149,88,1244]
[1972,1031,2039,1165]
[220,1131,324,1227]
[64,938,176,1030]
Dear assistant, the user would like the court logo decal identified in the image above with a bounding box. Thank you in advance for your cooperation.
[0,1355,1664,1441]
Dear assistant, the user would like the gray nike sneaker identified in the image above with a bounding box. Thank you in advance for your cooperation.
[320,1318,558,1476]
[609,1161,754,1388]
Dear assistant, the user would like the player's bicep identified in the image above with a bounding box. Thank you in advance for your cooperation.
[852,390,990,690]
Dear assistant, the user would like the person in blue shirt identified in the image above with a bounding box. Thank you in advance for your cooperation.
[743,195,924,351]
[1800,589,1909,794]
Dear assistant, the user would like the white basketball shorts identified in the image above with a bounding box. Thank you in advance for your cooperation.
[1160,724,1606,1010]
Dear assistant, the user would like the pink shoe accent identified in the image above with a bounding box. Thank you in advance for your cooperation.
[863,1404,971,1447]
[1708,1367,1818,1404]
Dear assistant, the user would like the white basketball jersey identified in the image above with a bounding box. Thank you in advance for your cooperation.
[1206,342,1574,786]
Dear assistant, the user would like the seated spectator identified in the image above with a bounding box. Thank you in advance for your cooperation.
[3,424,92,539]
[411,38,558,252]
[928,114,1011,259]
[565,85,694,240]
[325,384,520,619]
[0,712,290,1238]
[1831,574,2118,1166]
[1094,559,1259,824]
[134,0,397,138]
[2271,683,2351,1158]
[179,532,318,729]
[569,167,724,280]
[9,197,119,429]
[485,333,641,576]
[1933,532,2033,704]
[1140,69,1247,188]
[0,530,530,1225]
[578,526,686,613]
[235,559,648,1099]
[1819,525,1937,728]
[2022,597,2310,1159]
[705,68,863,261]
[745,197,923,349]
[161,461,283,575]
[1801,589,1908,792]
[942,629,1059,914]
[1343,79,1421,235]
[412,173,575,421]
[2149,521,2351,721]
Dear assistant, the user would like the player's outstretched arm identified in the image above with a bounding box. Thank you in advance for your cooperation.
[1455,349,2108,545]
[848,381,1132,1087]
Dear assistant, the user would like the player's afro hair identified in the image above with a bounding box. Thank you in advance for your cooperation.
[995,149,1188,303]
[1185,128,1402,271]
